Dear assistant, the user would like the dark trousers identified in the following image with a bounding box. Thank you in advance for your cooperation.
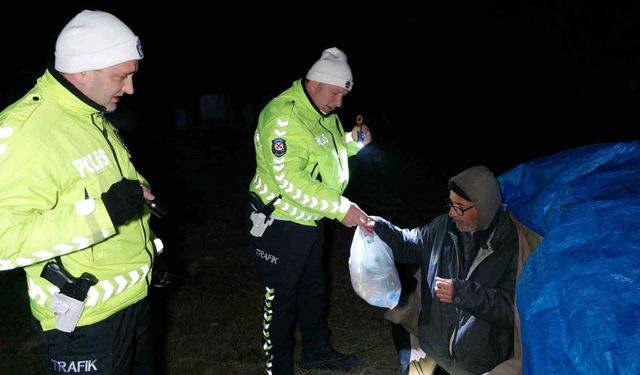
[248,218,330,375]
[392,323,412,374]
[35,298,153,375]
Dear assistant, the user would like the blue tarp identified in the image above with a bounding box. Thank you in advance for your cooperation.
[499,141,640,375]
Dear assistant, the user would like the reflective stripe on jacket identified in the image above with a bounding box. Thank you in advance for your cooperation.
[249,79,361,225]
[0,69,154,331]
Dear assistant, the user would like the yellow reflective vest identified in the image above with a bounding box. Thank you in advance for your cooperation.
[0,70,156,331]
[249,80,361,225]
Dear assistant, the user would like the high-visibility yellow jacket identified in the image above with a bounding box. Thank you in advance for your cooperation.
[0,69,156,331]
[249,79,362,225]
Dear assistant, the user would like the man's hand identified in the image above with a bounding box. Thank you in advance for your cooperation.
[142,186,155,201]
[341,203,372,233]
[364,217,376,233]
[434,277,455,304]
[352,124,372,146]
[101,179,145,227]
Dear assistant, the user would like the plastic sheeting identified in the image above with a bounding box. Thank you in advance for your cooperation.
[499,141,640,375]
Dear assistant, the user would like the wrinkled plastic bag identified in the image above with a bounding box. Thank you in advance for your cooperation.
[349,226,401,309]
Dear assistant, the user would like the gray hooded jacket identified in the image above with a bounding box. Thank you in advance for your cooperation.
[376,212,517,374]
[374,166,518,374]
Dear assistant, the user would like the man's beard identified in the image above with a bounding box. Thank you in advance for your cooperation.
[455,220,477,233]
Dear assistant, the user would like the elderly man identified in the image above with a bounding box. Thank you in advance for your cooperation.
[369,166,519,375]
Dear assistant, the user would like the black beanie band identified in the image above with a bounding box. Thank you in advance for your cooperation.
[448,180,471,201]
[448,165,502,230]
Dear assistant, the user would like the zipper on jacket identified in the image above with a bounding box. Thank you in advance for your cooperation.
[318,119,343,171]
[310,162,323,182]
[91,113,123,176]
[448,231,462,357]
[91,112,153,287]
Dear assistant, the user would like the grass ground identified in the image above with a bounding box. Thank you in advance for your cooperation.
[0,127,444,374]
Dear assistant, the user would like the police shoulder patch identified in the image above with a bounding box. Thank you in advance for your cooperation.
[271,138,287,157]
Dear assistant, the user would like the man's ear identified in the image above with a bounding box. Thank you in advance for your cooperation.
[306,80,319,93]
[63,71,91,88]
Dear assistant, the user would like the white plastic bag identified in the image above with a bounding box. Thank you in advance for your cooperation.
[349,226,401,309]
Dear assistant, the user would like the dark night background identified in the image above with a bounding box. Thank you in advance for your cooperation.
[0,2,639,374]
[1,2,638,164]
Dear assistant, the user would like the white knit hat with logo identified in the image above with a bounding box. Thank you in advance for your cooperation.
[55,10,143,73]
[306,47,353,92]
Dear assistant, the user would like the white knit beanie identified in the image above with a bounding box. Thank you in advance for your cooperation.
[55,10,143,73]
[306,47,353,92]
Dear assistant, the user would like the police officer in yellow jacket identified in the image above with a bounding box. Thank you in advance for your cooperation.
[247,47,372,375]
[0,10,160,374]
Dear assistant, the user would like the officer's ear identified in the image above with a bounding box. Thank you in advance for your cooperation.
[305,80,320,93]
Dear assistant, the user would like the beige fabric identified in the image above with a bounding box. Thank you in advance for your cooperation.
[408,352,437,375]
[487,213,542,375]
[384,270,421,336]
[384,269,422,336]
[487,359,522,375]
[409,332,427,362]
[384,213,543,375]
[383,291,414,325]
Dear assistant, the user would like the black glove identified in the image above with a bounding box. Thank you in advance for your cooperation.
[101,179,144,227]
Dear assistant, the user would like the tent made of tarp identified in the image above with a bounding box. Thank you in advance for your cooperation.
[499,141,640,375]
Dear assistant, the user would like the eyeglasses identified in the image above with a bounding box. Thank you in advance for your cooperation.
[446,198,475,216]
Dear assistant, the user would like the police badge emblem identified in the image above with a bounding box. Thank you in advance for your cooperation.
[271,138,287,157]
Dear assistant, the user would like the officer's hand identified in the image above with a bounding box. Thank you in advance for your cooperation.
[352,124,372,146]
[364,217,376,233]
[341,203,371,233]
[142,186,155,201]
[101,179,144,227]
